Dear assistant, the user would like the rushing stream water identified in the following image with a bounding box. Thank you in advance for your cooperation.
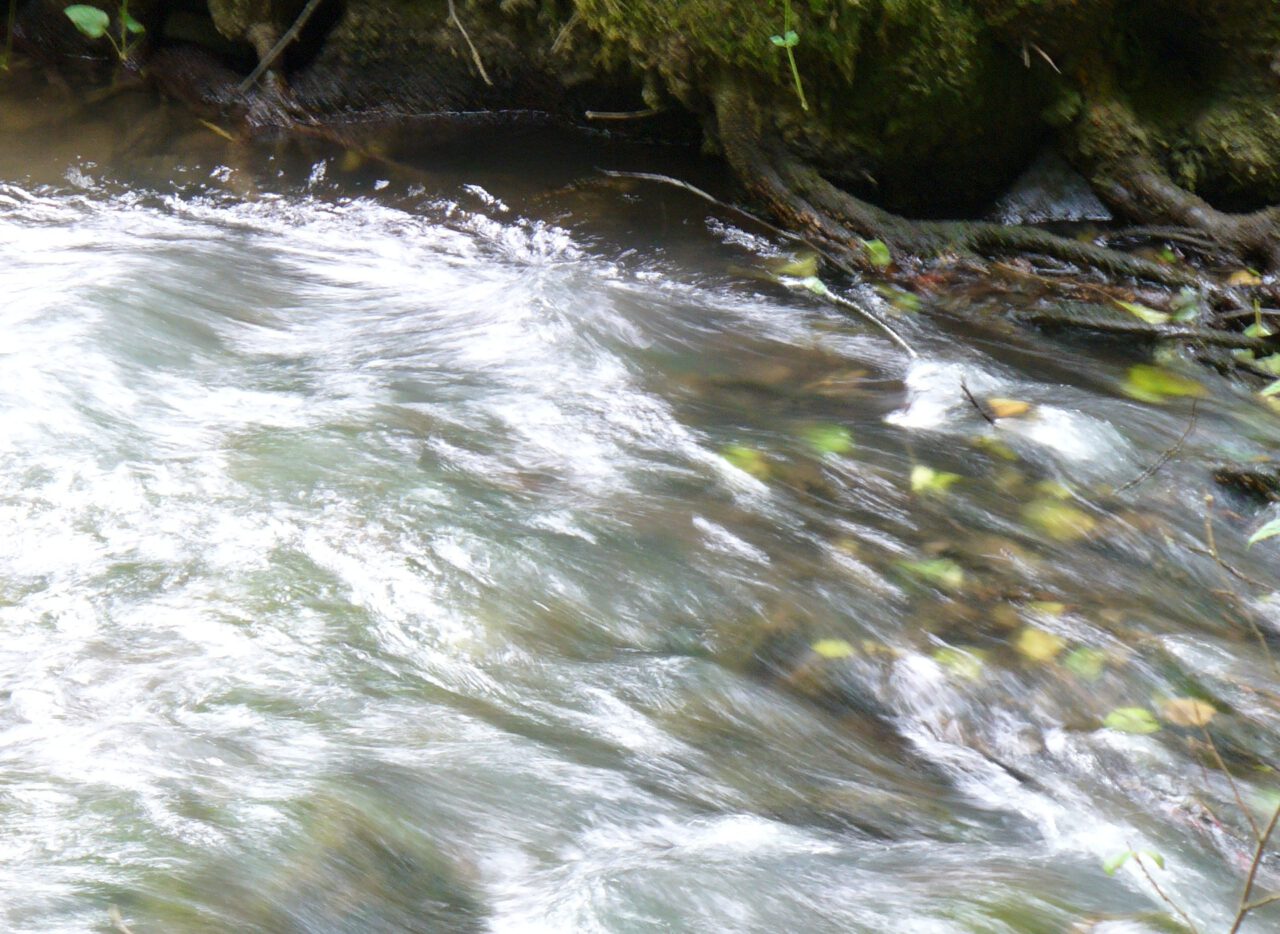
[3,75,1280,933]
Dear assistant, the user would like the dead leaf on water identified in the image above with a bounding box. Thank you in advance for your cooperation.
[987,398,1032,419]
[1161,697,1217,727]
[1227,269,1263,287]
[1016,626,1066,662]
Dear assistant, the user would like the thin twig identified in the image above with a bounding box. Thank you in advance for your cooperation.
[1028,42,1061,74]
[960,380,997,426]
[1243,891,1280,912]
[549,9,580,56]
[1230,803,1280,933]
[447,0,492,87]
[817,285,918,358]
[1117,399,1198,493]
[1204,495,1271,593]
[1128,848,1201,934]
[237,0,324,94]
[584,108,663,121]
[1200,725,1261,841]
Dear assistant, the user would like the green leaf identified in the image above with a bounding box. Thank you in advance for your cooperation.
[861,238,892,269]
[911,465,962,495]
[1122,364,1207,404]
[1259,379,1280,398]
[811,638,856,660]
[770,34,787,46]
[1064,647,1107,681]
[1115,300,1171,326]
[765,252,818,278]
[121,11,145,34]
[1141,851,1166,870]
[1022,499,1096,542]
[720,445,770,480]
[1253,354,1280,376]
[899,558,965,591]
[802,424,854,455]
[933,646,985,680]
[63,4,110,38]
[1016,627,1065,662]
[782,30,799,45]
[799,275,829,297]
[1104,706,1161,734]
[1248,517,1280,546]
[1103,850,1133,876]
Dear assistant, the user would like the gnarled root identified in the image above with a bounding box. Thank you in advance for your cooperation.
[711,79,1194,289]
[1069,93,1280,271]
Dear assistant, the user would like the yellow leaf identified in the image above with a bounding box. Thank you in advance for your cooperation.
[1022,499,1096,542]
[1016,627,1065,662]
[721,445,771,479]
[1161,697,1217,727]
[811,639,856,660]
[1114,300,1171,326]
[1228,270,1263,287]
[987,398,1031,418]
[911,465,962,495]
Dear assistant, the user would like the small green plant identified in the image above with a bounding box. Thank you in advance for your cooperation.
[63,1,143,61]
[770,0,808,111]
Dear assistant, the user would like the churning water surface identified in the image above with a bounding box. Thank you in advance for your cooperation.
[2,80,1280,933]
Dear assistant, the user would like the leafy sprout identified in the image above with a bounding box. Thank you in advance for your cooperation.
[64,2,144,61]
[770,0,808,111]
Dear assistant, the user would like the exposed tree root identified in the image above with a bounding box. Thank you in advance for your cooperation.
[1069,93,1280,272]
[711,79,1195,289]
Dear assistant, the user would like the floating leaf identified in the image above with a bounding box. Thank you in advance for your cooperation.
[1228,269,1264,287]
[1027,601,1066,616]
[720,445,770,479]
[861,238,892,269]
[1253,354,1280,376]
[899,558,965,591]
[1016,627,1065,662]
[802,424,854,455]
[972,435,1019,461]
[874,285,921,313]
[911,465,962,495]
[811,638,856,660]
[933,646,985,680]
[1248,517,1280,546]
[1103,850,1134,876]
[798,275,830,297]
[63,4,109,38]
[1103,849,1164,875]
[1034,481,1074,500]
[1141,851,1166,870]
[1161,697,1216,727]
[1022,499,1096,542]
[987,398,1031,419]
[1123,364,1207,403]
[1064,647,1107,680]
[765,252,819,278]
[1115,300,1171,326]
[1104,706,1161,734]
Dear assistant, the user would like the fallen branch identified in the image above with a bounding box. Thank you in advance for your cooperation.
[237,0,324,94]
